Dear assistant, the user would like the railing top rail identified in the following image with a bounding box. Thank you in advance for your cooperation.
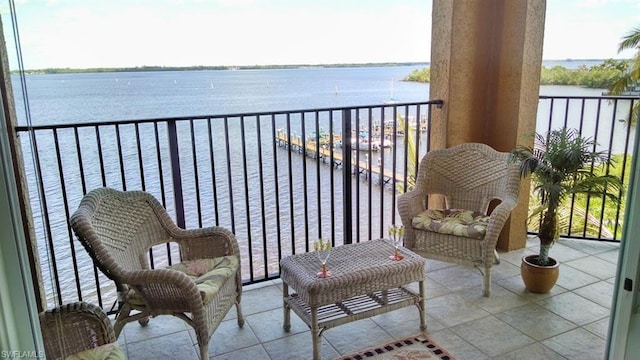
[14,100,444,131]
[539,95,640,100]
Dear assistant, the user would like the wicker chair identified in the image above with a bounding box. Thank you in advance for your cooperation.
[70,187,244,359]
[397,143,521,297]
[39,301,125,359]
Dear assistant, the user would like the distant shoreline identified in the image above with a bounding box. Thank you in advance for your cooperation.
[11,62,431,75]
[11,59,615,75]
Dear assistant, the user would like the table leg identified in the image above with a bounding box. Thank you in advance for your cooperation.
[283,282,291,331]
[418,280,427,331]
[311,307,320,360]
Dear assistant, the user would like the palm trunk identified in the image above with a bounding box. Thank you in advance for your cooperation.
[539,243,552,265]
[538,207,557,266]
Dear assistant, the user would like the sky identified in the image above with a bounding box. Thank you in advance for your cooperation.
[1,0,639,70]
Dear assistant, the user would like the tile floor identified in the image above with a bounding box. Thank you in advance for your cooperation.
[116,237,620,359]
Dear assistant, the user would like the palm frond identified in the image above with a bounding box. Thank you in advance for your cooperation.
[617,26,640,52]
[571,175,624,204]
[395,114,417,193]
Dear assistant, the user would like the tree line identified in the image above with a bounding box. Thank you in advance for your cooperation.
[13,62,430,75]
[403,59,634,89]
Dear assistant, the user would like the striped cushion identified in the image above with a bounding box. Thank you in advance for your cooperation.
[412,209,489,239]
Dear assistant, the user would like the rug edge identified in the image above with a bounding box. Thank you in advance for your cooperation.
[335,333,455,360]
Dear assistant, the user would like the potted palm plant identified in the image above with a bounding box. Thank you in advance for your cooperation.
[509,128,623,293]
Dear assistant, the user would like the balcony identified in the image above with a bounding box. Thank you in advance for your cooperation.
[114,237,618,359]
[13,95,635,358]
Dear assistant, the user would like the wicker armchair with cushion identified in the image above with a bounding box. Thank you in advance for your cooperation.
[39,301,125,360]
[397,143,521,297]
[70,187,244,359]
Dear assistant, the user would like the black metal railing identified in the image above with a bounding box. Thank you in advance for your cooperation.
[14,95,637,311]
[534,95,637,241]
[16,102,440,311]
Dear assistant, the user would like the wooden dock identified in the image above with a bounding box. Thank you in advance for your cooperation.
[275,130,404,185]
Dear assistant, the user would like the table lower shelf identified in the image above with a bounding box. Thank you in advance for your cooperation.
[285,286,423,331]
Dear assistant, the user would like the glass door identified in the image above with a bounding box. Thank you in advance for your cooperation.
[608,120,640,359]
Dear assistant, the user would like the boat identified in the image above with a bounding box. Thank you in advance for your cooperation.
[383,79,399,104]
[307,130,341,146]
[335,131,381,151]
[374,135,394,148]
[351,137,381,152]
[602,85,640,97]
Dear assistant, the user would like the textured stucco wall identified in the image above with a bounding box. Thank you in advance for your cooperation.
[430,0,547,250]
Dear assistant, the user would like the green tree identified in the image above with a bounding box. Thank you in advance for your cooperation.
[403,68,430,83]
[608,25,640,125]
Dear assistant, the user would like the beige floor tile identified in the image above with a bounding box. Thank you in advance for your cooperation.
[495,303,577,341]
[121,314,188,344]
[262,331,339,360]
[450,316,535,357]
[489,260,522,281]
[246,307,308,343]
[564,256,618,280]
[573,280,614,308]
[498,247,537,267]
[536,292,610,326]
[240,284,285,315]
[492,343,568,360]
[210,344,270,360]
[426,258,456,272]
[459,284,530,314]
[583,317,611,340]
[554,263,600,290]
[322,318,393,355]
[404,277,452,299]
[126,331,198,359]
[542,328,607,360]
[428,265,487,293]
[544,242,590,263]
[207,318,261,356]
[595,248,622,264]
[370,303,431,338]
[428,329,490,360]
[558,239,619,255]
[426,293,491,327]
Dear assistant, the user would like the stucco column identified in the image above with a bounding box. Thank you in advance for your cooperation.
[430,0,546,250]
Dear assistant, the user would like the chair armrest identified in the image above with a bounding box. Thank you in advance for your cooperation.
[397,188,426,224]
[40,302,116,359]
[483,200,518,249]
[171,226,240,261]
[397,189,426,249]
[123,268,204,309]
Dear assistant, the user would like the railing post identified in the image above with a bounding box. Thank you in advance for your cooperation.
[167,120,186,228]
[342,109,352,244]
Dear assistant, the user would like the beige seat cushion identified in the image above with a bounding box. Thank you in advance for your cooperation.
[64,342,125,360]
[412,209,490,239]
[127,255,238,305]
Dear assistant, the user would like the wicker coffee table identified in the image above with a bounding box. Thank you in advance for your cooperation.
[280,239,426,360]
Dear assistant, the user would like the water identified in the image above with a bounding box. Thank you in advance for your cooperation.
[13,65,431,125]
[11,61,635,307]
[13,61,620,126]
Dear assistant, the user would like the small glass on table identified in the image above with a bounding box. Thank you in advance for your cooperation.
[314,238,332,278]
[388,225,405,261]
